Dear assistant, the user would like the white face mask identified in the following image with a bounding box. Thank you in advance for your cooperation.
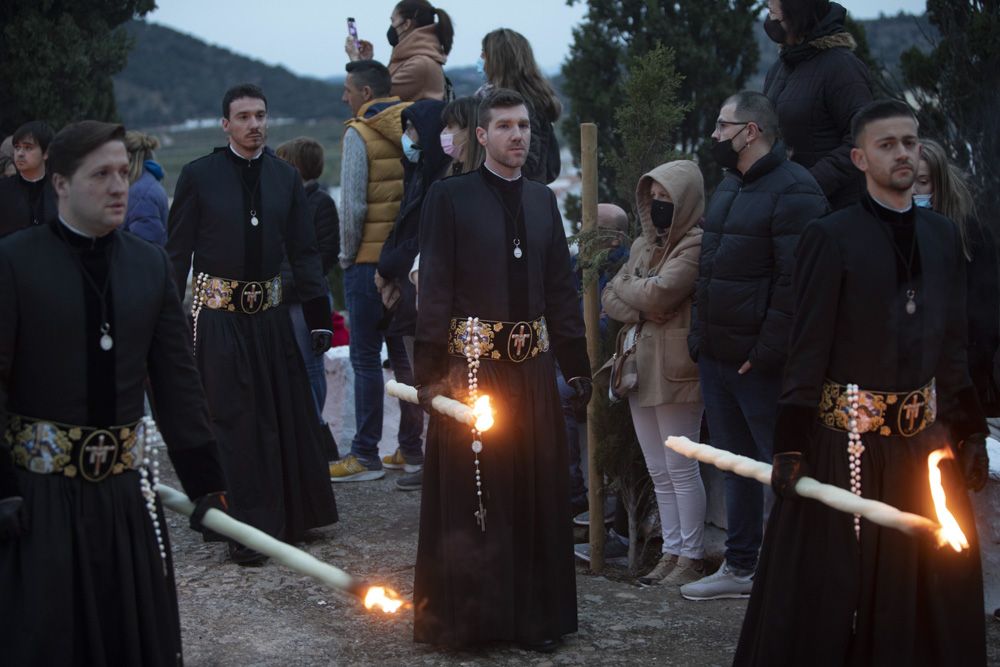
[913,193,933,209]
[401,133,421,163]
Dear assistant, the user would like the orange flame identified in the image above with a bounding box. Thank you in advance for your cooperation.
[363,586,405,614]
[927,448,969,552]
[473,395,494,432]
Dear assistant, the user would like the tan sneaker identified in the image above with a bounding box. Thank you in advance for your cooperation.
[637,553,678,586]
[329,455,385,482]
[382,448,423,473]
[663,556,708,586]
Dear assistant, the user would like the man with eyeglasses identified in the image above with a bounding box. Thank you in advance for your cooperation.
[683,90,828,601]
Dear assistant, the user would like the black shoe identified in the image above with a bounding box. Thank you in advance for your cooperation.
[228,542,268,566]
[520,638,559,653]
[395,469,423,491]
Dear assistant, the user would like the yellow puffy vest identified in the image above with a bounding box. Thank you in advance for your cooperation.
[345,97,412,264]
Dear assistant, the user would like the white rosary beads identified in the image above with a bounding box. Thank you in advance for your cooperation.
[845,383,865,540]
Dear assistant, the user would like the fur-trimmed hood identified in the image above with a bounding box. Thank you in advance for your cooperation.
[780,2,858,64]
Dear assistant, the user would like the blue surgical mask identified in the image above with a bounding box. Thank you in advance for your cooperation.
[476,57,486,78]
[913,193,933,209]
[401,134,421,163]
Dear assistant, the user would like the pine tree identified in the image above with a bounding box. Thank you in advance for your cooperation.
[0,1,155,135]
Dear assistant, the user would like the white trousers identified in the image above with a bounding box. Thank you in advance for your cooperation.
[628,396,706,559]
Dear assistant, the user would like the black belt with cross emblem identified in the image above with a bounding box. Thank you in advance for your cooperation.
[5,414,144,482]
[193,273,282,315]
[447,316,550,363]
[818,377,937,438]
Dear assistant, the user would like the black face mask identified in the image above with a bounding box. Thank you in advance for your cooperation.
[710,125,748,171]
[387,25,400,47]
[763,17,788,44]
[650,200,674,233]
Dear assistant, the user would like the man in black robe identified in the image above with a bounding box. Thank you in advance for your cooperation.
[167,84,337,564]
[735,100,990,665]
[412,89,591,653]
[0,120,58,237]
[0,121,228,666]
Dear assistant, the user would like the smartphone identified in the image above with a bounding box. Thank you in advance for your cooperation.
[347,17,360,52]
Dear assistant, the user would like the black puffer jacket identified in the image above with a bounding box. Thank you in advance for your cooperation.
[281,181,339,303]
[763,2,872,211]
[688,143,828,373]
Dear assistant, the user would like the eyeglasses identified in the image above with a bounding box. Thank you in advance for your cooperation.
[715,120,749,133]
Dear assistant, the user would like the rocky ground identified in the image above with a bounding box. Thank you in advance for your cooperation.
[163,463,1000,667]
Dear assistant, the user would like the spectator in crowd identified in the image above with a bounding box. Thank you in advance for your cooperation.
[480,28,562,184]
[331,59,424,483]
[682,91,828,600]
[440,96,486,176]
[763,0,873,209]
[916,138,1000,414]
[346,0,453,102]
[0,136,15,178]
[602,161,708,587]
[276,136,341,461]
[0,121,57,237]
[123,131,169,245]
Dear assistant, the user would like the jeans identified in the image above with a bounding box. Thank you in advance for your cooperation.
[344,263,424,466]
[557,368,587,506]
[288,302,327,419]
[698,354,781,571]
[628,396,706,559]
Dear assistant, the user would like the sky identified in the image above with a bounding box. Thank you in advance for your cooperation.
[146,0,930,80]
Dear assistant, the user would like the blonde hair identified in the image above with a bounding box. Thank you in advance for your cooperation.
[124,131,160,184]
[920,139,976,260]
[482,28,562,122]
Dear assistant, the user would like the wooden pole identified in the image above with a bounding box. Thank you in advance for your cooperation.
[580,122,605,572]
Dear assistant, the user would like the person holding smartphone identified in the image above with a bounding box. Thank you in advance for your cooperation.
[344,1,453,102]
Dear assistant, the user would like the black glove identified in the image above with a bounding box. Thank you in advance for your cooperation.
[190,491,229,542]
[0,496,27,542]
[311,329,333,356]
[771,452,808,498]
[958,433,989,492]
[567,377,593,422]
[417,382,449,415]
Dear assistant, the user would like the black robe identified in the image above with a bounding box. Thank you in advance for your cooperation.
[0,220,227,666]
[167,147,336,541]
[735,198,987,666]
[0,172,58,237]
[412,166,590,646]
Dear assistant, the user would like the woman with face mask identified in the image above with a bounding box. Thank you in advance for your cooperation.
[345,0,453,102]
[916,138,1000,414]
[601,161,709,587]
[762,0,873,210]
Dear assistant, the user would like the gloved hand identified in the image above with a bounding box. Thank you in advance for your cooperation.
[311,329,333,356]
[567,377,593,422]
[417,382,449,415]
[958,433,989,492]
[190,491,228,541]
[0,496,27,542]
[771,452,808,498]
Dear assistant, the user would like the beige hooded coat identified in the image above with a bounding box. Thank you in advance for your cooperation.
[389,25,447,102]
[602,160,705,407]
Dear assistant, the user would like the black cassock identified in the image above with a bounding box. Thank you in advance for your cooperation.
[412,166,590,646]
[735,197,988,666]
[0,221,227,665]
[168,147,336,541]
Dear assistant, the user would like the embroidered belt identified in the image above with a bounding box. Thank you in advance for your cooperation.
[818,377,937,438]
[193,273,282,315]
[5,414,144,482]
[448,316,550,363]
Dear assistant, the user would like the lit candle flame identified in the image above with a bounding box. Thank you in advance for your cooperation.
[473,395,494,432]
[363,586,405,614]
[927,448,969,552]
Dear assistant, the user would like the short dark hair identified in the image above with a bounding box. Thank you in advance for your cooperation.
[47,121,126,178]
[778,0,831,41]
[477,88,528,129]
[222,83,267,119]
[851,99,918,145]
[724,90,779,144]
[13,120,55,153]
[276,137,325,181]
[345,60,392,98]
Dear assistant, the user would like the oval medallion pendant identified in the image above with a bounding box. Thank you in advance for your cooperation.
[250,215,259,227]
[513,246,523,259]
[100,334,114,351]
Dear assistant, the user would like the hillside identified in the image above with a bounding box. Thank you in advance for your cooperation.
[114,21,349,128]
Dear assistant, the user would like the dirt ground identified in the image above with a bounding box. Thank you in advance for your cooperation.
[162,464,1000,667]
